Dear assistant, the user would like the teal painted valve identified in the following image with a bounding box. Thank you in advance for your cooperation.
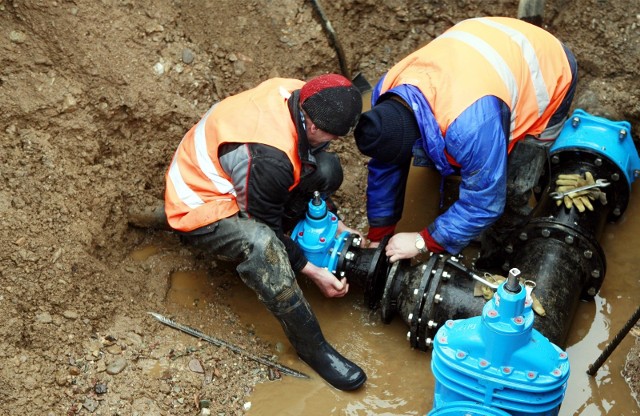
[291,191,350,275]
[291,192,390,308]
[429,269,570,415]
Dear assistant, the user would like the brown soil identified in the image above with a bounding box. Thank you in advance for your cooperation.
[1,0,639,414]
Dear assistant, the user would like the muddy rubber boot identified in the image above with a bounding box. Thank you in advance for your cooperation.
[268,285,367,391]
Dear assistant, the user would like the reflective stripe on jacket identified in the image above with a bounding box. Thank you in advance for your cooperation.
[165,78,304,232]
[379,16,573,150]
[367,17,574,253]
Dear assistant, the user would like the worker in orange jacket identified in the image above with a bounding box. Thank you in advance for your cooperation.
[165,74,366,390]
[354,17,577,271]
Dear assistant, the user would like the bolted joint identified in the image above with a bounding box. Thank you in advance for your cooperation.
[571,116,580,127]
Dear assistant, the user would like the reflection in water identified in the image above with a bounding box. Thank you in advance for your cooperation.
[146,174,640,415]
[234,280,432,416]
[129,244,160,262]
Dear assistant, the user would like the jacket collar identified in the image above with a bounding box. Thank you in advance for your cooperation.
[374,82,455,177]
[288,89,318,176]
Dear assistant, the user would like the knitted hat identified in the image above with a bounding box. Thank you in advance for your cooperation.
[354,98,420,164]
[300,74,362,136]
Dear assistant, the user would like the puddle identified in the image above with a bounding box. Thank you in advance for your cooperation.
[129,244,160,262]
[153,166,640,415]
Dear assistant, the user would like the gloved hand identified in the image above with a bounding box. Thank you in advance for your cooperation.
[555,171,608,212]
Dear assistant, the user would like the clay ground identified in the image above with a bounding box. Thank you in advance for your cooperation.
[1,0,639,414]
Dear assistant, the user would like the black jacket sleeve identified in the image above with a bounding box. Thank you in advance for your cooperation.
[219,143,308,272]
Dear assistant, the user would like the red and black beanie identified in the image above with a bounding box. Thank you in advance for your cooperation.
[300,74,362,136]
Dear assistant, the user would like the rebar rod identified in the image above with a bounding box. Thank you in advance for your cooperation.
[149,312,310,379]
[587,305,640,376]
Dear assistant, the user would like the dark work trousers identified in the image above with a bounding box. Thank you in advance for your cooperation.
[180,150,343,305]
[183,216,295,304]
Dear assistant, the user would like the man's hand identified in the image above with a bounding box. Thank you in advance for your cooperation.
[301,262,349,298]
[368,241,380,249]
[336,220,365,247]
[385,232,421,263]
[555,172,607,212]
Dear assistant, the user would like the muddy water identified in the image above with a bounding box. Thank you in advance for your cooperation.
[162,166,639,415]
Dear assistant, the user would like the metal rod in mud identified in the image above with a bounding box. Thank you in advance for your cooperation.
[148,312,310,379]
[308,0,350,78]
[587,305,640,376]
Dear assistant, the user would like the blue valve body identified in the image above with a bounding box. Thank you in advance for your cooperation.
[291,197,348,273]
[429,280,570,416]
[551,109,640,187]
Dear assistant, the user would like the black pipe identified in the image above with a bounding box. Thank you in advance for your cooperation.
[342,146,633,351]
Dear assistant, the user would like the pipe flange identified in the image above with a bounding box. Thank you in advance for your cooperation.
[380,261,402,324]
[509,219,606,299]
[362,235,391,309]
[336,233,357,274]
[417,255,453,350]
[409,254,441,350]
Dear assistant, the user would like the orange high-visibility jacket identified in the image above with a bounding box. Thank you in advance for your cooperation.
[378,16,574,152]
[165,78,304,232]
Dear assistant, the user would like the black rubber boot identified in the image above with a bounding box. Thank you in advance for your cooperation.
[267,284,367,391]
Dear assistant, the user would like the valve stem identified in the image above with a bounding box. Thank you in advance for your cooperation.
[505,268,522,293]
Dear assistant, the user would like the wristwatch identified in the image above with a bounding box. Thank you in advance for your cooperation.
[415,233,427,254]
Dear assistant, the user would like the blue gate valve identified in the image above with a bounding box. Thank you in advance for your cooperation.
[291,191,352,276]
[429,268,570,416]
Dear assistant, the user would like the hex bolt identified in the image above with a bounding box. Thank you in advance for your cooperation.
[542,228,551,237]
[413,288,419,296]
[442,271,450,281]
[351,237,361,247]
[340,271,345,277]
[587,287,597,296]
[519,232,528,241]
[619,129,627,139]
[406,331,411,341]
[564,235,574,245]
[434,294,443,304]
[505,244,513,254]
[594,158,603,167]
[428,320,438,329]
[571,116,580,127]
[551,155,560,164]
[611,173,620,182]
[613,207,621,216]
[583,250,593,259]
[425,338,434,348]
[591,269,601,279]
[422,264,427,271]
[408,313,414,321]
[345,252,355,261]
